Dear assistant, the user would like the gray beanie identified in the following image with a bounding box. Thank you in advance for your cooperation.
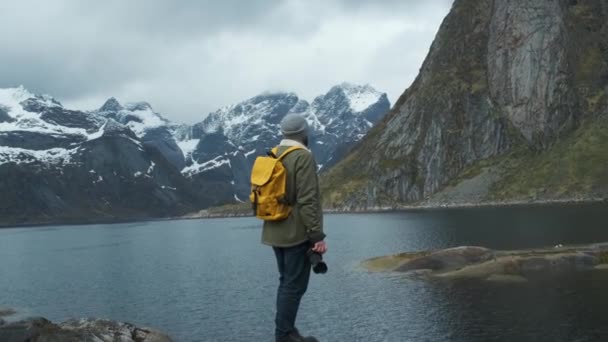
[280,114,309,140]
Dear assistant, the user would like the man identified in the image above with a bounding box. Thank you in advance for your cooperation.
[262,113,327,342]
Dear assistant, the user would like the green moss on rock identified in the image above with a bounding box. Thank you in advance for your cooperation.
[488,117,608,200]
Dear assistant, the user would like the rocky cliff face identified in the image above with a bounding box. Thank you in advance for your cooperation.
[323,0,608,208]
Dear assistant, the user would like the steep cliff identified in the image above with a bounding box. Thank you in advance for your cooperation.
[323,0,608,208]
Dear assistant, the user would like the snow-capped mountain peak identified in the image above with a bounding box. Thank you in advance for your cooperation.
[175,83,391,202]
[336,82,384,113]
[97,99,168,137]
[0,86,62,118]
[0,86,104,140]
[200,92,300,139]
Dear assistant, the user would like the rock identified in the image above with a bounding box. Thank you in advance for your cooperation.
[360,251,430,272]
[485,274,528,283]
[0,308,16,318]
[322,0,608,209]
[0,317,53,342]
[519,253,597,275]
[0,105,15,123]
[0,317,172,342]
[395,246,494,272]
[364,242,608,281]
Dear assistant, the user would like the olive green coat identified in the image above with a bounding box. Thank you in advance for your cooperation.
[261,142,325,247]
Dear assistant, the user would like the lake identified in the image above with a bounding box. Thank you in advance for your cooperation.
[1,203,608,341]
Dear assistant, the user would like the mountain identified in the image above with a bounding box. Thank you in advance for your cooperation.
[95,98,186,170]
[0,83,390,224]
[323,0,608,208]
[0,87,206,225]
[175,83,390,201]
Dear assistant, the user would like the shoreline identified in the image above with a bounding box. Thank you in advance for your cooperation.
[324,197,608,214]
[0,197,605,229]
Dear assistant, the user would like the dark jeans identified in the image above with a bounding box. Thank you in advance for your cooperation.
[273,242,312,339]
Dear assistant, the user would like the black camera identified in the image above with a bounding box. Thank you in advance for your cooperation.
[307,249,328,274]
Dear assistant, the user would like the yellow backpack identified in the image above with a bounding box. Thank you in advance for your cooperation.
[250,146,302,221]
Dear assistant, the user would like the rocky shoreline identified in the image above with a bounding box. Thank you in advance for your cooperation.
[0,312,172,342]
[324,197,607,214]
[178,196,606,220]
[361,242,608,282]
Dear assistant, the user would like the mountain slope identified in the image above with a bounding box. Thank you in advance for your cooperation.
[96,98,186,170]
[178,83,390,201]
[0,82,391,224]
[0,87,207,225]
[322,0,608,209]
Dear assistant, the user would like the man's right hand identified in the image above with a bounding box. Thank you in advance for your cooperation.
[312,241,327,254]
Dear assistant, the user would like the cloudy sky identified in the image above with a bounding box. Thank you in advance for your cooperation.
[0,0,452,123]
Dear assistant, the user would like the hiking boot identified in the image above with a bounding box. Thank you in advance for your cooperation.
[276,329,318,342]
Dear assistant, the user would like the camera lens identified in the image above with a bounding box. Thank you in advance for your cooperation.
[307,249,328,274]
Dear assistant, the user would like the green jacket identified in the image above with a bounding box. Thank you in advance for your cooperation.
[261,143,325,247]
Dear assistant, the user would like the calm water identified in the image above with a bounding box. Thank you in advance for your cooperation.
[1,203,608,341]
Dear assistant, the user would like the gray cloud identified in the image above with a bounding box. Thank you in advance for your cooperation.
[0,0,452,123]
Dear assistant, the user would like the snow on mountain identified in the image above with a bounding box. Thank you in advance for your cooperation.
[96,98,185,170]
[0,87,105,140]
[178,83,391,201]
[182,155,231,176]
[339,82,384,113]
[0,83,389,219]
[0,146,78,166]
[0,87,211,225]
[97,99,168,137]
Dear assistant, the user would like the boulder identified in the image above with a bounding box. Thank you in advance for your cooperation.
[362,242,608,281]
[0,317,172,342]
[0,308,16,318]
[395,246,494,272]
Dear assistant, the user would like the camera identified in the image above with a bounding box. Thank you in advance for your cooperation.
[307,249,328,274]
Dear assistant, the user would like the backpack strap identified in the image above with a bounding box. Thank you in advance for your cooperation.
[276,146,303,161]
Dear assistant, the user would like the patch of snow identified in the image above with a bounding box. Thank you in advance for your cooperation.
[182,156,231,176]
[245,149,257,158]
[161,185,177,190]
[0,146,78,166]
[340,83,382,112]
[147,161,155,174]
[86,120,107,141]
[234,194,244,203]
[0,86,35,117]
[122,107,166,137]
[134,171,143,177]
[177,138,199,159]
[125,136,144,148]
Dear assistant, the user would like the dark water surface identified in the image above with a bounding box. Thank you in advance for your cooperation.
[1,203,608,341]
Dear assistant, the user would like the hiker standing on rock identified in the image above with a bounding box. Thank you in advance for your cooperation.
[250,113,327,342]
